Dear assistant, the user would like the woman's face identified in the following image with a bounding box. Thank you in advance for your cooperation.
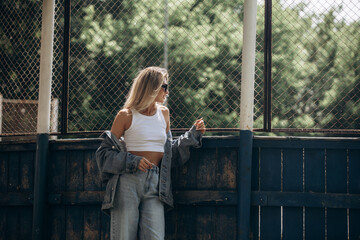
[154,79,169,104]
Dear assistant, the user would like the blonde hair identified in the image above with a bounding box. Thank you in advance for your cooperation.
[124,66,168,112]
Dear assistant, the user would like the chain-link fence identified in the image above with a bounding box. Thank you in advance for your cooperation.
[0,1,42,135]
[0,0,359,136]
[270,0,360,133]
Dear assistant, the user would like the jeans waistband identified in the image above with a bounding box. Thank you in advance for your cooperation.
[151,165,160,174]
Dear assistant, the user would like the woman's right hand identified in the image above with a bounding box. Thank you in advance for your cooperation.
[194,118,206,134]
[138,157,154,172]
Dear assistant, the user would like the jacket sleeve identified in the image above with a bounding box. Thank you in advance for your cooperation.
[95,134,142,183]
[171,125,203,167]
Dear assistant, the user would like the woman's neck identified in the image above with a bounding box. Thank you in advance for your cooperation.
[140,104,157,116]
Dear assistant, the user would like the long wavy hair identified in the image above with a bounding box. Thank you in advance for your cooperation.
[124,66,168,112]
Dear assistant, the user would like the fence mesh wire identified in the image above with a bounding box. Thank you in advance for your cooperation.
[66,0,264,132]
[0,1,42,135]
[0,0,359,136]
[271,0,360,130]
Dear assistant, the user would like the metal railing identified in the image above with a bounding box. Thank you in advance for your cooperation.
[0,0,359,136]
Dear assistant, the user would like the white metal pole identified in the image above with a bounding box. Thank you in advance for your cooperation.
[33,1,55,239]
[237,1,257,239]
[51,98,59,133]
[37,0,55,134]
[239,0,257,131]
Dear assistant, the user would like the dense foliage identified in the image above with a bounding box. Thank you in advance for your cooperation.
[1,0,359,133]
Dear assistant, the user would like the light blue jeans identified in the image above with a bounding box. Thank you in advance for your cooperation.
[110,165,165,240]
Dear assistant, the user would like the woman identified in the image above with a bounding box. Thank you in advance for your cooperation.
[96,66,205,240]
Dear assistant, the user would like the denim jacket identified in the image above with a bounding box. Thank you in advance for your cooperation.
[96,125,202,215]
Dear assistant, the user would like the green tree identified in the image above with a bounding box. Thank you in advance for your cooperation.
[0,0,42,100]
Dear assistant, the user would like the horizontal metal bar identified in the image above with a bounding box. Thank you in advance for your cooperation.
[2,99,38,104]
[253,139,360,149]
[1,135,359,151]
[177,191,360,208]
[48,191,103,205]
[0,142,37,151]
[271,128,360,134]
[252,191,360,209]
[0,132,38,137]
[0,192,34,206]
[2,191,360,209]
[175,190,237,205]
[1,127,359,138]
[49,139,102,151]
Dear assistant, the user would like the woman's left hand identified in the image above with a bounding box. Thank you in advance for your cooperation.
[194,118,206,134]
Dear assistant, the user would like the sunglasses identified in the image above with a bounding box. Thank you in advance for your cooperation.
[161,84,168,92]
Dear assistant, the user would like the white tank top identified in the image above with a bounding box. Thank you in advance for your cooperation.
[124,106,167,152]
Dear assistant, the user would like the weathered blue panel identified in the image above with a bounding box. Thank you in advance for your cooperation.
[250,206,259,240]
[176,149,198,190]
[250,147,259,240]
[84,206,101,240]
[66,206,84,240]
[48,206,66,240]
[19,152,34,239]
[175,206,196,240]
[48,150,67,192]
[197,148,217,189]
[305,148,325,240]
[84,151,101,191]
[251,147,259,191]
[0,207,6,240]
[327,149,347,193]
[165,209,176,237]
[260,148,281,239]
[66,150,84,192]
[20,207,33,239]
[1,136,359,240]
[7,208,19,240]
[283,148,303,240]
[101,211,110,240]
[349,149,360,240]
[216,206,236,240]
[217,148,237,190]
[196,206,216,240]
[327,149,347,240]
[349,210,360,240]
[0,152,8,192]
[8,152,20,192]
[327,209,347,240]
[48,151,67,240]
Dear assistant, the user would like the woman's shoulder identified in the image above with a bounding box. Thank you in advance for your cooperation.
[159,105,169,112]
[159,105,170,118]
[111,108,133,137]
[115,108,133,125]
[117,108,132,117]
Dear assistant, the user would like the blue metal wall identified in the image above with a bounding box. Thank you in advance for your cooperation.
[0,136,359,239]
[250,137,360,239]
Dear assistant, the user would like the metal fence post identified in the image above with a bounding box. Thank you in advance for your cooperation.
[32,134,50,240]
[238,0,257,239]
[32,0,55,239]
[264,0,272,131]
[61,0,71,134]
[164,0,168,70]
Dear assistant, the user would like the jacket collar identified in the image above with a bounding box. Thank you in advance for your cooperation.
[100,131,126,151]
